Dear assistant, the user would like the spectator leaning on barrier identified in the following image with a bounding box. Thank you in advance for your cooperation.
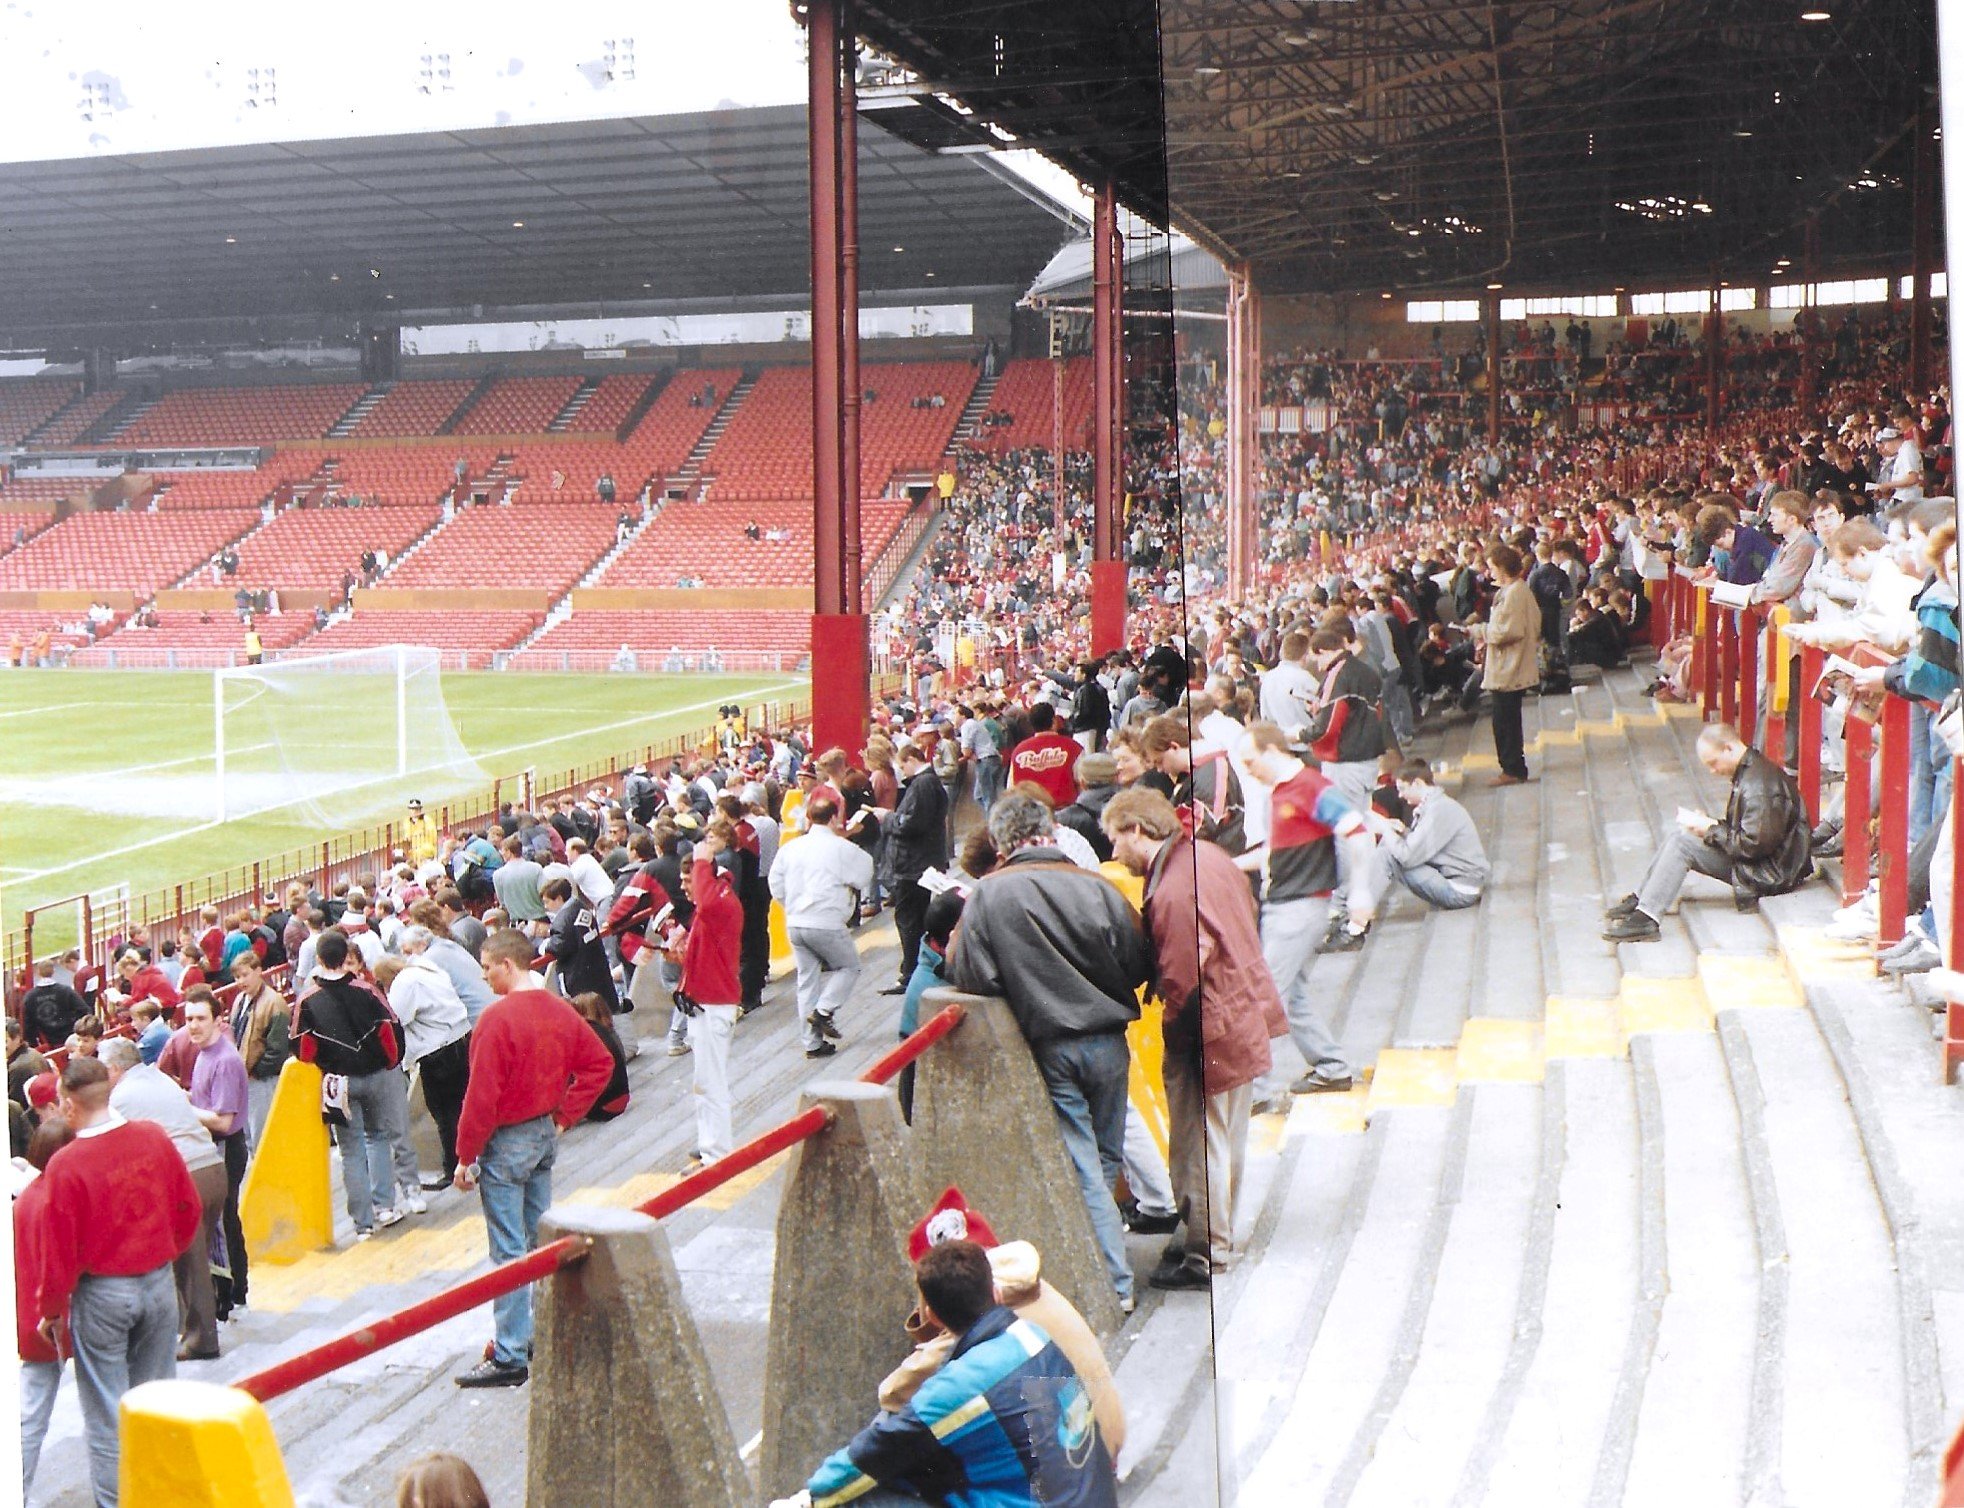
[778,1239,1119,1508]
[38,1057,202,1508]
[944,790,1151,1311]
[1602,723,1813,943]
[402,908,497,1028]
[1103,787,1282,1292]
[451,929,615,1390]
[373,952,474,1192]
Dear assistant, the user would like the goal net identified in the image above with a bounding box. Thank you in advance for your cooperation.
[213,645,483,825]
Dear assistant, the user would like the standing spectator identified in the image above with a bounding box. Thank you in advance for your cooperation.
[876,741,950,994]
[452,930,615,1388]
[769,796,874,1057]
[680,822,745,1167]
[439,889,490,960]
[960,703,1006,814]
[1069,659,1112,752]
[7,1016,48,1107]
[295,930,410,1240]
[541,875,619,1012]
[182,992,250,1321]
[22,959,89,1051]
[99,1038,226,1362]
[1103,788,1281,1290]
[1007,701,1083,809]
[402,911,497,1027]
[373,953,473,1194]
[37,1058,201,1508]
[1481,544,1539,785]
[17,1119,75,1503]
[230,953,292,1145]
[945,791,1152,1310]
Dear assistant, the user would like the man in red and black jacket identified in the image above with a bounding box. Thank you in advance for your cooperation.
[37,1058,201,1507]
[451,929,616,1390]
[681,821,746,1170]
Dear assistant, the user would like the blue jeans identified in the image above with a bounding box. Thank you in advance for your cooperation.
[972,754,1004,813]
[1029,1031,1134,1302]
[1910,704,1954,847]
[1259,896,1352,1082]
[336,1067,409,1233]
[70,1267,178,1508]
[477,1114,557,1367]
[21,1358,62,1500]
[1382,853,1483,911]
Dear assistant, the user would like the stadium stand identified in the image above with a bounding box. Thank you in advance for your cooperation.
[295,450,484,508]
[69,609,319,666]
[346,379,476,439]
[450,376,584,436]
[0,475,97,512]
[301,608,544,666]
[559,372,656,434]
[380,501,622,594]
[27,386,133,446]
[0,379,80,445]
[975,356,1094,451]
[0,508,257,594]
[146,464,306,512]
[617,366,743,474]
[111,383,367,446]
[227,504,442,592]
[699,360,977,500]
[510,608,812,669]
[595,497,916,589]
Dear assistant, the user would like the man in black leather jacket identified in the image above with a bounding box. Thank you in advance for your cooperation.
[1602,723,1812,942]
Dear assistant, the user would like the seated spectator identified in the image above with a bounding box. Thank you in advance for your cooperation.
[1375,759,1490,910]
[1601,724,1812,942]
[565,992,630,1123]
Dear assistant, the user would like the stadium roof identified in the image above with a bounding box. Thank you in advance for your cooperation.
[0,103,1079,351]
[851,0,1939,297]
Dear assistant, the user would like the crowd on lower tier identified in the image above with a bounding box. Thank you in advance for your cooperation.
[11,340,1958,1505]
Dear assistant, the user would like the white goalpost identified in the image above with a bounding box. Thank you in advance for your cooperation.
[211,644,481,825]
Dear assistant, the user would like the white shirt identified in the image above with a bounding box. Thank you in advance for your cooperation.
[768,826,875,930]
[569,852,614,911]
[1258,660,1319,737]
[384,958,472,1063]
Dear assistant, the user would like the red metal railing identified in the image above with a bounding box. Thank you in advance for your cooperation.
[231,1001,966,1404]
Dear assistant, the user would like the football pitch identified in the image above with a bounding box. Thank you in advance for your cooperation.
[0,667,805,946]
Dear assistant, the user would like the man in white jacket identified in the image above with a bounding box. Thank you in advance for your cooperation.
[768,795,875,1058]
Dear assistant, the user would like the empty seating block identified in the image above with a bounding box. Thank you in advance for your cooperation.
[303,609,543,661]
[383,502,621,594]
[0,509,257,594]
[596,498,913,590]
[621,367,743,473]
[72,610,318,665]
[561,374,655,435]
[512,609,811,669]
[0,475,96,512]
[980,358,1094,451]
[148,465,304,512]
[117,385,368,446]
[451,377,583,437]
[0,380,80,445]
[229,505,440,591]
[702,361,977,501]
[349,380,476,439]
[313,451,472,508]
[31,388,131,447]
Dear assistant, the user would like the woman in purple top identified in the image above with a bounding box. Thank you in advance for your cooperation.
[184,988,251,1327]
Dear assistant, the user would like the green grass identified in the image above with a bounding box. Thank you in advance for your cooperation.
[0,668,805,949]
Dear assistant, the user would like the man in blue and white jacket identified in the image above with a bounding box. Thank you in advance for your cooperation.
[781,1240,1118,1508]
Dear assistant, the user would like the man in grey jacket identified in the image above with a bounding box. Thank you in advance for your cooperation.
[945,791,1152,1308]
[1375,759,1490,910]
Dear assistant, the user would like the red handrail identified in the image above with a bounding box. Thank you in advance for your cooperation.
[227,1006,966,1404]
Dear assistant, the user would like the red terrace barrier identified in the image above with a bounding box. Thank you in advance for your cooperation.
[1843,716,1874,909]
[1798,643,1825,824]
[1878,695,1912,948]
[230,1004,967,1405]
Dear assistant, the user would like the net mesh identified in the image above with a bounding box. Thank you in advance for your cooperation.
[214,645,484,825]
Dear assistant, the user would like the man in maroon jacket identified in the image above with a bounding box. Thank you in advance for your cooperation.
[451,929,616,1388]
[1103,787,1284,1293]
[39,1057,202,1506]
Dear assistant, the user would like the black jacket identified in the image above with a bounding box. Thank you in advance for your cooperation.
[1306,653,1388,765]
[1058,783,1120,863]
[945,847,1149,1044]
[1070,678,1111,737]
[884,768,950,882]
[546,899,619,1009]
[1705,748,1813,902]
[297,975,400,1077]
[23,982,88,1050]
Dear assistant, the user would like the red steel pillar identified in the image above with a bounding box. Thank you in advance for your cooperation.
[1223,266,1260,601]
[1706,282,1722,437]
[1799,213,1821,412]
[1485,293,1502,443]
[807,0,868,750]
[839,23,863,614]
[1090,182,1126,654]
[1912,105,1938,395]
[1052,349,1066,534]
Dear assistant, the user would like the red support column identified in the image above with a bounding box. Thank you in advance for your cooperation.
[1843,716,1873,908]
[1699,591,1720,717]
[1797,643,1825,824]
[1485,293,1502,443]
[1051,350,1066,534]
[1090,182,1125,655]
[1799,214,1821,413]
[806,0,868,752]
[1912,105,1938,395]
[838,16,863,614]
[1949,758,1964,1084]
[1706,285,1722,437]
[1224,265,1259,601]
[1737,606,1760,742]
[1877,696,1912,946]
[1719,607,1739,728]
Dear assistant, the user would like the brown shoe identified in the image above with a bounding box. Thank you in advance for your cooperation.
[1488,773,1529,787]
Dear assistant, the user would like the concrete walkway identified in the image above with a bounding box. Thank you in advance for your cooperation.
[26,665,1964,1506]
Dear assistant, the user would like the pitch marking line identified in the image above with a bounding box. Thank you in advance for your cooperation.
[4,680,807,889]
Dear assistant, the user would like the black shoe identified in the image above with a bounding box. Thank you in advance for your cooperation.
[1290,1072,1355,1095]
[805,1041,838,1059]
[420,1175,450,1193]
[456,1359,529,1389]
[1316,924,1371,955]
[1123,1207,1181,1235]
[815,1011,843,1041]
[1149,1259,1212,1292]
[1605,892,1641,919]
[1601,911,1662,943]
[878,984,908,996]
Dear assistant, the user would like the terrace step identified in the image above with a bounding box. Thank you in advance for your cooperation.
[677,371,756,500]
[545,376,603,432]
[327,383,391,438]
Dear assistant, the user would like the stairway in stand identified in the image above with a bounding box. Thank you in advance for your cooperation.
[672,372,755,500]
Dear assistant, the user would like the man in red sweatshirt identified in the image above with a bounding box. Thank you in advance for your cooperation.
[38,1057,201,1507]
[451,928,616,1389]
[681,821,746,1169]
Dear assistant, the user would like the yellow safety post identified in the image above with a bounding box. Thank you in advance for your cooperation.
[121,1380,295,1508]
[238,1058,332,1264]
[769,897,792,972]
[1100,862,1172,1161]
[1768,604,1792,713]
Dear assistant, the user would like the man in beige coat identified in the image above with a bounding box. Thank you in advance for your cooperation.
[1481,543,1540,785]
